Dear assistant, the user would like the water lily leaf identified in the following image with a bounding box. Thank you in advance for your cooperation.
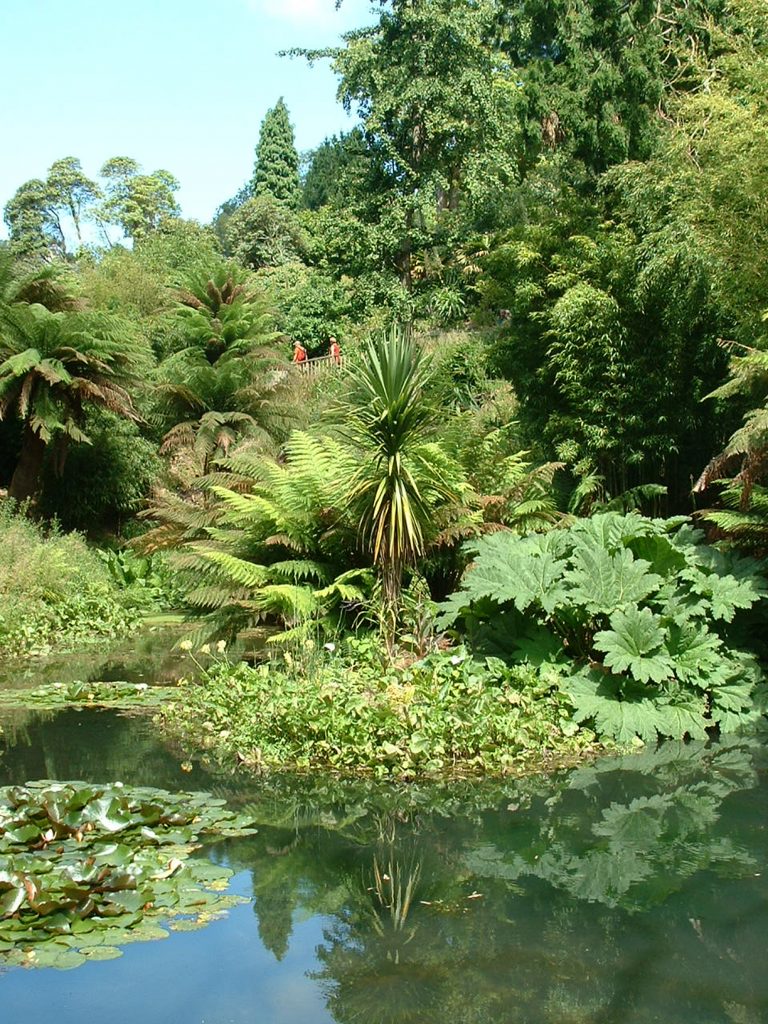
[168,918,208,932]
[32,947,87,970]
[3,825,40,844]
[0,779,253,972]
[82,945,123,961]
[104,891,146,914]
[0,886,25,916]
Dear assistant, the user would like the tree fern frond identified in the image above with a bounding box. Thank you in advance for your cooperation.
[197,550,273,589]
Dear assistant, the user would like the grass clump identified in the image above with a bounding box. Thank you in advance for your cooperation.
[0,502,138,658]
[163,641,602,778]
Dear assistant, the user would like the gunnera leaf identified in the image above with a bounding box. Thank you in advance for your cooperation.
[445,532,569,615]
[569,512,658,552]
[594,607,673,684]
[684,569,763,623]
[566,671,666,744]
[566,546,662,616]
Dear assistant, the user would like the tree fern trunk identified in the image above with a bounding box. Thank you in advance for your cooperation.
[8,426,46,503]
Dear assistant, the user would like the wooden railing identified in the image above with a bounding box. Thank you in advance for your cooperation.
[292,354,346,377]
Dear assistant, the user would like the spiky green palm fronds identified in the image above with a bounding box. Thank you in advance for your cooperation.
[0,249,80,312]
[695,341,768,501]
[152,262,291,477]
[697,482,768,554]
[341,327,466,577]
[170,262,279,365]
[0,303,145,443]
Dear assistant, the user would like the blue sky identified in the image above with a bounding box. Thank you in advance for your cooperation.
[0,0,375,235]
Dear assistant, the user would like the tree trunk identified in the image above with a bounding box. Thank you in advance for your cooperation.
[380,558,403,661]
[399,207,414,291]
[8,426,46,504]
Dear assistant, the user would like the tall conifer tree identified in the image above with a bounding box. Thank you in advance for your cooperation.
[252,99,301,208]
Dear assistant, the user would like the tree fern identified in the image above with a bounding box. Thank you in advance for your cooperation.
[0,293,146,501]
[697,483,768,555]
[695,340,768,506]
[152,260,289,478]
[137,431,367,643]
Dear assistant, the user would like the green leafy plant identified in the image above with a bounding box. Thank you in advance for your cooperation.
[162,643,597,778]
[0,293,146,503]
[340,326,467,647]
[153,261,286,478]
[439,512,768,744]
[140,431,372,644]
[97,548,184,612]
[697,482,768,555]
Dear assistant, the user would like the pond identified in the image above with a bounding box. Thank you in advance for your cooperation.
[0,648,766,1023]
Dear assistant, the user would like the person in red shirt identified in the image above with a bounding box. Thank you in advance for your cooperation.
[329,336,341,364]
[292,340,307,364]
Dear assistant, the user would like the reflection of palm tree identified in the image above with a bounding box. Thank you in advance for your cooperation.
[310,853,439,1024]
[367,856,422,963]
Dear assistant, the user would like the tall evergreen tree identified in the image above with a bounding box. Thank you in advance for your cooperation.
[252,99,301,208]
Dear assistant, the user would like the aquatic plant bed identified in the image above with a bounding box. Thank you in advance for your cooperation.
[0,780,256,969]
[0,680,180,712]
[162,649,605,778]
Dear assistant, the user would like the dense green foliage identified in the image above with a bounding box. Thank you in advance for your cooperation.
[1,0,767,775]
[441,512,767,743]
[0,504,137,658]
[164,642,597,776]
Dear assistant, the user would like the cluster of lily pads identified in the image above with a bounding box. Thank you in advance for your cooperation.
[0,780,256,969]
[0,680,178,711]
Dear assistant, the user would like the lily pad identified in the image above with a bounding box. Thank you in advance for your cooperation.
[0,681,180,712]
[0,780,256,971]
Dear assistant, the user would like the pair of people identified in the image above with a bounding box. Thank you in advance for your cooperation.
[292,337,342,365]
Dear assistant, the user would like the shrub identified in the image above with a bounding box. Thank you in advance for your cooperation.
[0,502,138,657]
[39,412,160,533]
[440,512,768,744]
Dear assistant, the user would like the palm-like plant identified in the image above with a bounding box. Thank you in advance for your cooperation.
[694,340,768,501]
[170,263,278,364]
[155,349,278,477]
[0,250,79,313]
[154,263,287,477]
[697,482,768,554]
[341,327,466,643]
[0,301,144,501]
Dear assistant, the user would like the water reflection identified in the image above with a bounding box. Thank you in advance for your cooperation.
[215,737,767,1024]
[0,707,765,1024]
[0,622,198,692]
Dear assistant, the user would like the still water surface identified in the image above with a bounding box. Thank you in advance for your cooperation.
[0,654,766,1024]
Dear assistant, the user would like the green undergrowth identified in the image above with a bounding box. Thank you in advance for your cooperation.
[162,642,605,778]
[0,503,139,658]
[0,780,257,970]
[0,680,180,712]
